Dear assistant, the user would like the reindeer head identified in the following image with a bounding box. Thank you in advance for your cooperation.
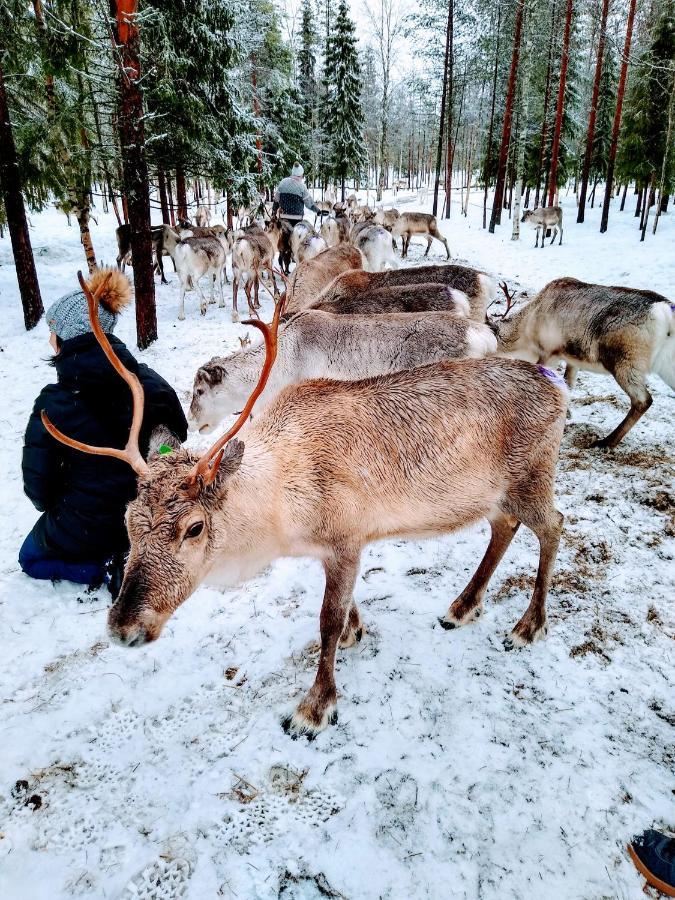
[521,210,534,224]
[42,271,282,647]
[188,354,255,433]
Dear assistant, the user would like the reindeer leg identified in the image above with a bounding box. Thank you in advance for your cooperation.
[440,513,520,629]
[559,224,563,245]
[549,227,557,246]
[504,501,563,650]
[282,549,360,739]
[564,363,578,390]
[253,274,260,312]
[232,273,240,323]
[209,272,217,304]
[178,280,186,321]
[196,279,208,316]
[592,361,653,449]
[218,268,225,308]
[156,250,168,285]
[339,600,365,648]
[424,235,433,256]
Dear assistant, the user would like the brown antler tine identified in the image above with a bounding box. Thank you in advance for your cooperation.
[188,295,283,488]
[41,271,149,477]
[77,270,148,475]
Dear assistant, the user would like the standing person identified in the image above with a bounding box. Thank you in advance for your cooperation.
[20,268,188,597]
[272,162,321,223]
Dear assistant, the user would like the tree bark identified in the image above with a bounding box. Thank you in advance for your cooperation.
[432,0,452,217]
[547,0,573,207]
[534,0,557,208]
[489,0,525,232]
[577,0,609,222]
[600,0,637,233]
[0,56,44,329]
[483,0,501,228]
[653,67,675,235]
[512,7,533,241]
[111,0,157,349]
[176,167,187,221]
[641,171,656,241]
[443,0,454,218]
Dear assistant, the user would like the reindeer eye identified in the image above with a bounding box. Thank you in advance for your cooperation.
[185,521,204,540]
[197,389,204,397]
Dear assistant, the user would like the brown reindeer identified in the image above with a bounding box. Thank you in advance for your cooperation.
[283,245,363,317]
[391,212,450,260]
[231,222,281,321]
[44,271,567,741]
[311,264,496,322]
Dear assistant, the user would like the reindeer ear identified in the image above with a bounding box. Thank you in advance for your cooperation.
[215,439,244,483]
[200,364,225,386]
[147,425,183,459]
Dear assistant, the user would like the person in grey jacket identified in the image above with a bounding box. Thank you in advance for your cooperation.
[272,163,320,222]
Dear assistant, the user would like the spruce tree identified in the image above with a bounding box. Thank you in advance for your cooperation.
[322,0,365,198]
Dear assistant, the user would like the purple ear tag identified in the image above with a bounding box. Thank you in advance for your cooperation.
[537,365,568,390]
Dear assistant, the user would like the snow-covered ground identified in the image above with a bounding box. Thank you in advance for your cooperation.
[0,188,673,900]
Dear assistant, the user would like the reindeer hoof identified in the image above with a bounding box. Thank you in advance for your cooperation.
[438,617,456,630]
[231,312,240,323]
[281,701,337,740]
[355,627,363,643]
[590,436,615,450]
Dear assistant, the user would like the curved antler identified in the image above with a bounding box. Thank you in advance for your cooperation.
[41,270,149,477]
[186,295,284,491]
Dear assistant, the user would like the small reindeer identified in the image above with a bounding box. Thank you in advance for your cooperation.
[391,212,450,260]
[283,244,363,317]
[521,207,563,248]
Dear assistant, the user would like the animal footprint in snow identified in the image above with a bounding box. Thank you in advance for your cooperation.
[118,857,192,900]
[374,769,419,849]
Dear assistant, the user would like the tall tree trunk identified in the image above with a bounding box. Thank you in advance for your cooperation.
[534,0,557,208]
[512,8,533,241]
[619,182,628,211]
[76,204,97,273]
[0,56,43,329]
[432,0,452,217]
[489,0,525,232]
[641,171,656,241]
[251,57,263,191]
[653,67,675,235]
[176,167,187,221]
[443,0,454,218]
[600,0,637,233]
[635,184,643,217]
[167,175,176,226]
[158,169,170,225]
[483,0,501,228]
[111,0,157,349]
[577,0,609,222]
[547,0,573,207]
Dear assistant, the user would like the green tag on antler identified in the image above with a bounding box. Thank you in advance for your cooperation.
[158,444,174,455]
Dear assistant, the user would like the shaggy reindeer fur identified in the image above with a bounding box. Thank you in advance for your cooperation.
[173,236,228,320]
[314,264,496,322]
[351,223,398,271]
[497,277,675,447]
[189,311,497,432]
[231,227,280,322]
[110,357,567,738]
[320,215,351,248]
[283,245,363,317]
[310,282,472,318]
[296,233,327,265]
[87,267,133,314]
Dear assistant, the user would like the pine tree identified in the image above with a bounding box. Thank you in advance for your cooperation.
[322,0,365,198]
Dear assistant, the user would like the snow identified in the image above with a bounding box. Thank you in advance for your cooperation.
[0,189,673,900]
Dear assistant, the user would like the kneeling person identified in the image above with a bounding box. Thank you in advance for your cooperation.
[20,268,188,595]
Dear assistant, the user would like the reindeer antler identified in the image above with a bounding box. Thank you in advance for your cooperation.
[498,281,517,318]
[41,270,150,477]
[185,293,285,492]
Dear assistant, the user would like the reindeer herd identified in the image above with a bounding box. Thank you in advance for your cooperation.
[62,200,673,741]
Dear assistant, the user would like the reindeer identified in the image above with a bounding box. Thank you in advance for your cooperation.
[310,282,472,319]
[496,277,675,447]
[351,223,398,271]
[313,201,333,227]
[189,309,498,431]
[116,224,177,285]
[521,207,563,248]
[296,232,327,265]
[391,212,450,260]
[374,207,401,248]
[231,221,281,322]
[173,235,229,320]
[283,244,363,317]
[44,272,567,740]
[352,205,376,224]
[290,220,316,262]
[320,214,351,248]
[311,264,496,323]
[195,205,212,227]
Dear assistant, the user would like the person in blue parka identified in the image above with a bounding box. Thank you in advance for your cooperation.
[20,268,188,596]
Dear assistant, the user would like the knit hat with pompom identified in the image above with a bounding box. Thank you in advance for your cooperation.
[46,268,132,341]
[291,162,304,177]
